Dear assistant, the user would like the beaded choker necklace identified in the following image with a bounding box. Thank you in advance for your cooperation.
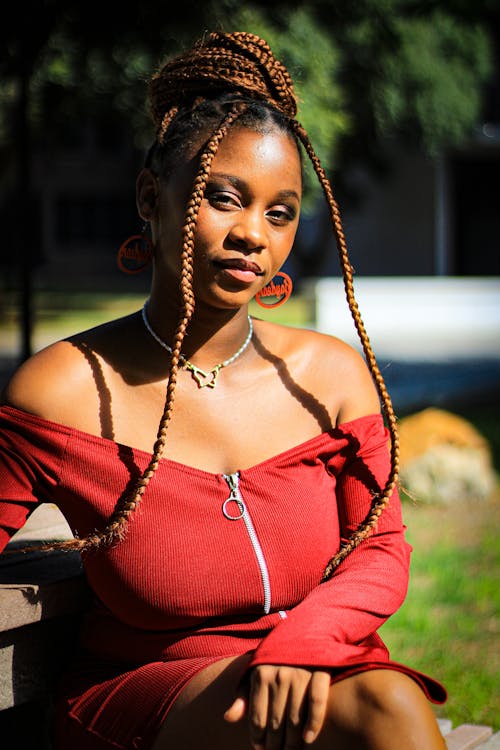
[141,303,253,389]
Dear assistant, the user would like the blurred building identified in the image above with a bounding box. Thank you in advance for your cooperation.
[292,133,500,280]
[12,124,497,292]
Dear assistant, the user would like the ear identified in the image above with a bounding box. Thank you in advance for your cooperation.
[136,168,159,221]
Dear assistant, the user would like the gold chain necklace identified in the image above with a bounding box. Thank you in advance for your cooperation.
[141,303,253,389]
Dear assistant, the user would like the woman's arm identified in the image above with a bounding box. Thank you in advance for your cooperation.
[247,416,410,669]
[0,403,68,553]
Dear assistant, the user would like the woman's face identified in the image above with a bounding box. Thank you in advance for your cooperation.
[152,126,302,310]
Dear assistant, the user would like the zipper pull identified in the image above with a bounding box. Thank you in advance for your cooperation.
[222,473,246,520]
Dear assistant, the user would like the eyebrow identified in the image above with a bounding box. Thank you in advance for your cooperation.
[209,172,301,203]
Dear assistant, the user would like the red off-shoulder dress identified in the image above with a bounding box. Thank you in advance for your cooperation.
[0,405,446,749]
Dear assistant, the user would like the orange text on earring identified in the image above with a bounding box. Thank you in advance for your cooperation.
[117,235,152,274]
[255,271,293,308]
[121,243,150,262]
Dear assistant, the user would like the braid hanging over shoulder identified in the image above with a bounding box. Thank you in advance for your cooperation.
[19,31,399,570]
[139,29,402,579]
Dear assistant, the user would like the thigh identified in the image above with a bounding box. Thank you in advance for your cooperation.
[314,669,446,750]
[151,653,253,750]
[152,664,446,750]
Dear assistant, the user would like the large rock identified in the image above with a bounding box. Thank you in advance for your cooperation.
[397,408,496,504]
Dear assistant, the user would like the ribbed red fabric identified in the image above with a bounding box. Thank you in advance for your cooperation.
[0,406,446,749]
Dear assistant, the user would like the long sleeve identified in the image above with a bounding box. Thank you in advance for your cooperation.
[0,406,67,552]
[247,417,411,670]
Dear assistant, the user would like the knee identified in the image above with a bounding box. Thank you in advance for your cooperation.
[328,669,431,728]
[323,670,446,749]
[355,670,425,720]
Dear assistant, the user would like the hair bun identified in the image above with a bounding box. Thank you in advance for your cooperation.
[149,31,297,132]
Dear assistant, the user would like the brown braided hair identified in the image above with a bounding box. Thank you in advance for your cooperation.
[290,120,400,579]
[25,31,399,579]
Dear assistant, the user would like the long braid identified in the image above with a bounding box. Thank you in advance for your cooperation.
[22,32,398,567]
[291,120,400,580]
[27,106,246,555]
[97,106,247,543]
[123,103,247,509]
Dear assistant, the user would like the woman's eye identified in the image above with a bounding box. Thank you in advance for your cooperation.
[207,191,240,209]
[267,206,296,224]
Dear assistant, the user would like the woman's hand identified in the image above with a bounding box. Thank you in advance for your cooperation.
[224,664,331,749]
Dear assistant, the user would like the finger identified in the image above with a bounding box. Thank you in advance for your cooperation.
[303,671,331,745]
[265,669,294,750]
[283,674,310,750]
[224,696,247,723]
[248,668,271,750]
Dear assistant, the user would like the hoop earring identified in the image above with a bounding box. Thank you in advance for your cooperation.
[117,225,153,274]
[255,271,293,308]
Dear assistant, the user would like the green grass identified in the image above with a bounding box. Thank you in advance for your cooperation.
[380,497,500,729]
[2,290,315,345]
[249,294,314,327]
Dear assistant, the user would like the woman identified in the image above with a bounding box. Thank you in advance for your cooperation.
[0,32,447,749]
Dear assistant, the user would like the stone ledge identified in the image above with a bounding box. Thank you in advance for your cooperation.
[441,722,495,750]
[0,503,86,631]
[0,574,89,632]
[477,732,500,749]
[0,568,89,711]
[0,505,90,712]
[0,537,87,632]
[0,614,83,711]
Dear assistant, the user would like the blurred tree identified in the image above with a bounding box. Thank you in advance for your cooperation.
[0,1,214,358]
[372,13,491,154]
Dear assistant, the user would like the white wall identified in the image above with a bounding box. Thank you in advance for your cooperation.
[312,277,500,361]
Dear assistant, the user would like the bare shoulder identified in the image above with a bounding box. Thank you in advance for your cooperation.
[254,318,381,424]
[1,337,99,424]
[1,312,148,428]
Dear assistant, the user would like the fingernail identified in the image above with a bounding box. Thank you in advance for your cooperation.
[304,730,315,744]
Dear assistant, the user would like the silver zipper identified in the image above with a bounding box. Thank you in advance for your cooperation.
[222,472,271,615]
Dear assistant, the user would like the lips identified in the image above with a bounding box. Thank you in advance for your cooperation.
[213,258,264,276]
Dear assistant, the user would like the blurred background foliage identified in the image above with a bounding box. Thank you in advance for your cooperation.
[1,0,499,357]
[1,0,498,197]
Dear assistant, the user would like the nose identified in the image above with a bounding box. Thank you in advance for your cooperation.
[228,209,267,252]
